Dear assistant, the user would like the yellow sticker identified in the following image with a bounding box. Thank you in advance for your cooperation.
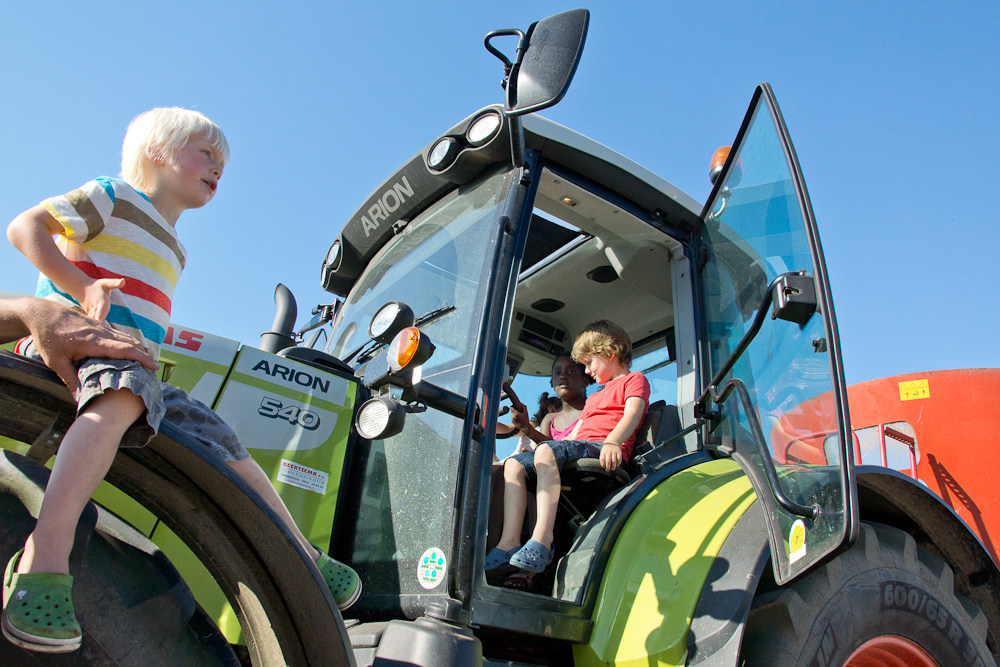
[899,379,930,401]
[789,519,807,564]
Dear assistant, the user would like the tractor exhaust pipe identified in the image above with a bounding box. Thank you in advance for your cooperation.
[259,283,298,353]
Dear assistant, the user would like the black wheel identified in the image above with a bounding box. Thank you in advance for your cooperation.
[740,521,997,666]
[1,351,352,665]
[1,450,239,665]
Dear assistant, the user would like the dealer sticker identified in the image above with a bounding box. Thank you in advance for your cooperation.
[276,459,329,494]
[899,379,930,401]
[418,548,446,590]
[789,519,807,564]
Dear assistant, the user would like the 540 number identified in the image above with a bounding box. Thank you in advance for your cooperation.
[258,396,320,430]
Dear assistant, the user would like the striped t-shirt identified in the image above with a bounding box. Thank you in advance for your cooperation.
[37,177,186,359]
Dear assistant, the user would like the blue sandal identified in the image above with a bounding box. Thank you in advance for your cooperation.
[2,550,82,653]
[509,540,553,573]
[484,545,520,571]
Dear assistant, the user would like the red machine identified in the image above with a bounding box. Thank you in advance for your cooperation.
[772,368,1000,566]
[846,368,1000,566]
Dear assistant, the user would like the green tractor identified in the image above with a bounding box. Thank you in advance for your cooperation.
[2,9,998,666]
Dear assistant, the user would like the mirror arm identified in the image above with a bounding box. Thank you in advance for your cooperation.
[483,28,525,89]
[507,116,525,169]
[706,377,818,520]
[696,271,814,414]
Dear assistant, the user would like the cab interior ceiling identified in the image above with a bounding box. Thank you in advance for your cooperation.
[510,169,682,376]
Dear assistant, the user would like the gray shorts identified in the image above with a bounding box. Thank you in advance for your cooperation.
[506,439,602,482]
[21,338,249,462]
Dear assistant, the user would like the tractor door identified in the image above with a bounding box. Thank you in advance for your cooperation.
[695,84,856,584]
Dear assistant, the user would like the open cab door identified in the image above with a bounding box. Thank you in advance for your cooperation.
[695,84,857,584]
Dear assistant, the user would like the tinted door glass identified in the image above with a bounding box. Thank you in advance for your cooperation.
[698,85,854,584]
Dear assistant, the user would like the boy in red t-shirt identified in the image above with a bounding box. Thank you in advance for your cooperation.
[488,320,649,574]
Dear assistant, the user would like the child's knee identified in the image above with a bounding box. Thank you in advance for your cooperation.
[533,443,556,466]
[503,457,527,482]
[88,387,145,421]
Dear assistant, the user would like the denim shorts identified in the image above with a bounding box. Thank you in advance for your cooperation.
[160,383,250,462]
[507,439,602,482]
[20,338,250,462]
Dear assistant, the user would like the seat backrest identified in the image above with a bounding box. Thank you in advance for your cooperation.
[631,399,667,459]
[634,402,692,473]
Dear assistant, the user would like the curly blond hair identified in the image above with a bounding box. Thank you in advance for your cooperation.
[571,320,632,369]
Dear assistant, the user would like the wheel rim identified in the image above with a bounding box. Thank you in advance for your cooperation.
[845,635,940,667]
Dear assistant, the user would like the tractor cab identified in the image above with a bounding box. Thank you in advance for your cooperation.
[300,9,856,656]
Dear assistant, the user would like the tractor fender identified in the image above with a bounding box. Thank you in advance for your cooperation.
[684,499,769,666]
[0,350,353,665]
[574,458,759,667]
[855,465,1000,646]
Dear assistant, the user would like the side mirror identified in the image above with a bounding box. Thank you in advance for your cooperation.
[489,9,589,117]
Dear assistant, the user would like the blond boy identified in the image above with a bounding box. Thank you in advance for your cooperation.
[3,108,359,653]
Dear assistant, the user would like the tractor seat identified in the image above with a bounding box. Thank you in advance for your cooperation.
[557,400,670,525]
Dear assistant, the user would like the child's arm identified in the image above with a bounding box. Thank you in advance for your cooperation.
[598,395,647,471]
[7,204,124,321]
[511,408,554,444]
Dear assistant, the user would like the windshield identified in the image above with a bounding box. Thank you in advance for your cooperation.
[331,167,515,617]
[329,168,512,390]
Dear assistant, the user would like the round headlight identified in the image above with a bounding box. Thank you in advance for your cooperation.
[320,240,343,289]
[369,301,415,343]
[427,136,460,170]
[466,112,502,146]
[324,240,342,270]
[370,303,400,339]
[356,396,405,440]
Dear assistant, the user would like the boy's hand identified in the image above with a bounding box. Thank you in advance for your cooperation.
[82,278,125,321]
[599,442,622,471]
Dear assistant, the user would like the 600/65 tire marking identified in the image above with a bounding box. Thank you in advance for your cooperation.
[258,396,321,430]
[881,581,986,665]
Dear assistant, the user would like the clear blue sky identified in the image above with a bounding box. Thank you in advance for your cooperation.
[2,2,997,385]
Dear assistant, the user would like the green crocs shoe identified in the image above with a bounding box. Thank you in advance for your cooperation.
[314,548,361,611]
[2,550,82,653]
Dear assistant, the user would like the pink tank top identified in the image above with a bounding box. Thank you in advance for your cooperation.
[549,419,579,441]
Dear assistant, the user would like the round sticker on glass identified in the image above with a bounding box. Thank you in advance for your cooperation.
[789,519,807,564]
[418,547,447,590]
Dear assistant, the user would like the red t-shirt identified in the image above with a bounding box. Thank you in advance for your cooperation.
[574,371,650,462]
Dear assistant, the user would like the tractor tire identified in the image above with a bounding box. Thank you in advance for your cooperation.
[740,521,997,666]
[0,350,353,666]
[1,450,239,666]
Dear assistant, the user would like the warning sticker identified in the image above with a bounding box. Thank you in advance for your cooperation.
[418,548,446,590]
[789,519,807,564]
[899,379,930,401]
[276,459,329,494]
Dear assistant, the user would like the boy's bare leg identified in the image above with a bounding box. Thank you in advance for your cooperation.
[18,389,144,575]
[529,444,560,548]
[495,458,529,551]
[227,457,321,561]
